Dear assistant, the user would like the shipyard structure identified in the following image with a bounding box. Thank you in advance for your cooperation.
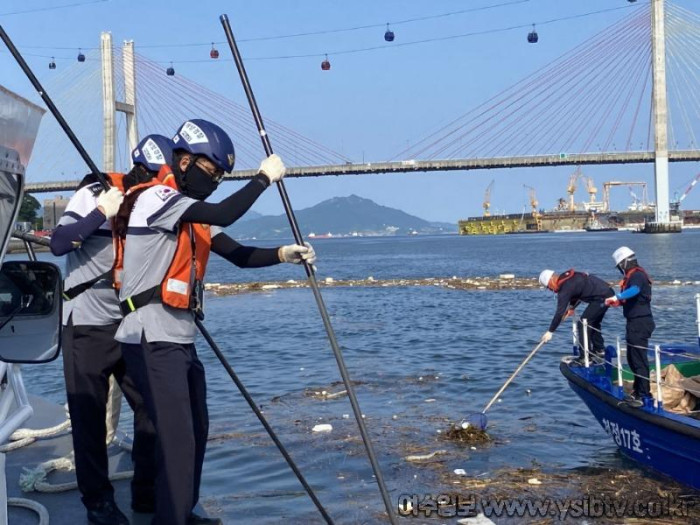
[459,172,700,235]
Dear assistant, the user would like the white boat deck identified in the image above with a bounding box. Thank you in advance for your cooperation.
[6,395,205,524]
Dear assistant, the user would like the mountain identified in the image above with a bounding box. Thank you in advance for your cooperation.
[235,210,263,223]
[226,195,456,240]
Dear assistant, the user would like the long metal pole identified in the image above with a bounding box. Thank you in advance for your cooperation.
[219,14,396,524]
[0,25,110,191]
[482,340,546,414]
[195,318,333,524]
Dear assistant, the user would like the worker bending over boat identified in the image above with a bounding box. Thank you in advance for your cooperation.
[114,119,315,525]
[49,135,174,525]
[539,268,615,359]
[605,246,655,408]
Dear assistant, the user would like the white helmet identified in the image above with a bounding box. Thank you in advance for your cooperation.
[612,246,635,266]
[539,269,555,288]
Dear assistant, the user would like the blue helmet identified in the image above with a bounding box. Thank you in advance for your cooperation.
[131,134,174,173]
[172,119,235,172]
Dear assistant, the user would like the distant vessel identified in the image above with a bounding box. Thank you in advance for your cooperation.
[585,218,618,232]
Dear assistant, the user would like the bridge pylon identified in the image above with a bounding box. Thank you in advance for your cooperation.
[100,32,138,173]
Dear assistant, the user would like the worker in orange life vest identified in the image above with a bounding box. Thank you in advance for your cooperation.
[113,119,315,525]
[605,246,655,407]
[539,269,615,358]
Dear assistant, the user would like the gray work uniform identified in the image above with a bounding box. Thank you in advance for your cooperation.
[59,183,121,325]
[114,184,221,345]
[57,182,157,511]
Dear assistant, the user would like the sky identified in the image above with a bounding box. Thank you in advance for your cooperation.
[2,0,700,223]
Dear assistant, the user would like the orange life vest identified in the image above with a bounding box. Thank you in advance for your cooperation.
[106,173,125,192]
[114,166,212,312]
[618,266,651,303]
[552,268,577,292]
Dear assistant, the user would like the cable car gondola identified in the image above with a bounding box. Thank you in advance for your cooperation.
[210,43,219,59]
[166,62,175,76]
[77,49,85,62]
[321,54,331,71]
[49,57,56,69]
[527,24,538,44]
[384,23,395,42]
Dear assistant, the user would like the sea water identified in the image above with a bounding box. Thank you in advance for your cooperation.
[20,230,700,523]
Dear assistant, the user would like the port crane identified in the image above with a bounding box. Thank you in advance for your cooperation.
[523,184,539,217]
[483,179,494,217]
[602,181,649,212]
[670,172,700,212]
[566,168,584,211]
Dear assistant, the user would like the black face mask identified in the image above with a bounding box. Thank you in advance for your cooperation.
[179,162,218,201]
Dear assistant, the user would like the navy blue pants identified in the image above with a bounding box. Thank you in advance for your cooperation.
[62,319,156,510]
[576,300,609,354]
[626,316,656,397]
[123,337,209,525]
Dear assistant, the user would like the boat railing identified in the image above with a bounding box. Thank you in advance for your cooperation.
[570,298,700,413]
[0,362,33,446]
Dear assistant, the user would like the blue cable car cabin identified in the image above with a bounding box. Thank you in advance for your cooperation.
[384,24,394,42]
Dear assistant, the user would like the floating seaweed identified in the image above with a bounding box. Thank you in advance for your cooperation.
[443,423,492,445]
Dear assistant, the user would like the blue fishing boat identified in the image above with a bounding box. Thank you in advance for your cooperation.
[560,301,700,490]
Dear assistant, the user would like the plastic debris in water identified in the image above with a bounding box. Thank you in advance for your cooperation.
[454,468,467,476]
[461,422,470,430]
[405,450,447,462]
[527,478,542,485]
[312,424,333,433]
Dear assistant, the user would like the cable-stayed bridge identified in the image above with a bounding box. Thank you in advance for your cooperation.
[23,1,700,226]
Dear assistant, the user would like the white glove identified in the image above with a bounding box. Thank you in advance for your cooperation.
[279,242,316,266]
[541,331,553,344]
[258,154,286,184]
[96,187,124,219]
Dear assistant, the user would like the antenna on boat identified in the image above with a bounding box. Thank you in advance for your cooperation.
[220,13,397,524]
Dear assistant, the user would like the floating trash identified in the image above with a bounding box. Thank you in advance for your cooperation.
[405,450,447,462]
[312,424,333,433]
[527,478,542,485]
[444,423,491,444]
[454,468,467,476]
